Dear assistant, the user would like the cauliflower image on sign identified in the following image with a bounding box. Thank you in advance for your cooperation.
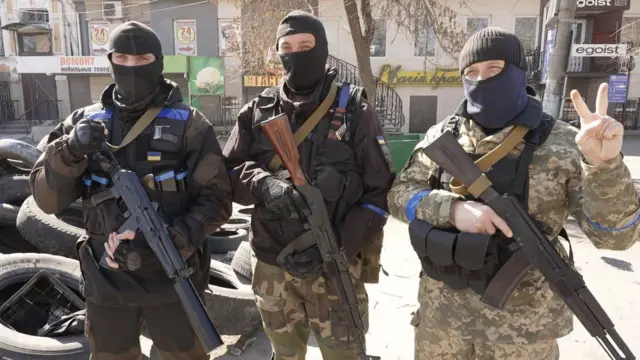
[193,66,222,94]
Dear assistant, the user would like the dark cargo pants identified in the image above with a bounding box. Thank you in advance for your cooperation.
[85,299,209,360]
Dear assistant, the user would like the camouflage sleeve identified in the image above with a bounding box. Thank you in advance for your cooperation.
[29,110,86,214]
[171,109,233,250]
[568,153,640,250]
[222,101,271,205]
[337,100,395,258]
[387,123,465,228]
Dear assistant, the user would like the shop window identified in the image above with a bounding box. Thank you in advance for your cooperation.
[621,17,640,49]
[409,95,438,134]
[514,17,538,52]
[17,33,52,56]
[466,17,489,38]
[370,19,386,57]
[414,19,436,57]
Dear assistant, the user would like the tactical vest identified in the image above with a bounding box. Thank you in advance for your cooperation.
[415,114,572,297]
[252,83,385,283]
[79,103,192,238]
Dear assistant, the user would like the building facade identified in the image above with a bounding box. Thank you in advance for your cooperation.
[315,0,543,134]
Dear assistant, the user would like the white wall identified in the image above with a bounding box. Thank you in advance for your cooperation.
[318,0,540,133]
[218,1,241,19]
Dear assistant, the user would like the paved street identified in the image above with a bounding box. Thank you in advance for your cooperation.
[161,136,640,360]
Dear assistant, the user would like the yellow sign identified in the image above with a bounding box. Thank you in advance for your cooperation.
[91,24,109,46]
[378,64,462,88]
[177,25,196,44]
[244,75,281,87]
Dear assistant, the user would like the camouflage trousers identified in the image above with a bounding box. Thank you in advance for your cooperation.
[252,259,369,360]
[85,299,209,360]
[412,278,560,360]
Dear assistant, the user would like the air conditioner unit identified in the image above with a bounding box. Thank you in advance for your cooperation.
[102,1,123,19]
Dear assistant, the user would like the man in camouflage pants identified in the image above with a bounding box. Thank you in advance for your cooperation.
[224,10,394,360]
[387,27,639,359]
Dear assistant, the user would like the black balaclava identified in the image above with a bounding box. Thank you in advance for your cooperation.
[108,21,164,105]
[459,27,537,132]
[276,10,329,94]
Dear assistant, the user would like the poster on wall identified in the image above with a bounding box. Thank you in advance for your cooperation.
[219,20,241,57]
[174,20,197,56]
[608,74,629,104]
[189,57,224,110]
[541,27,556,84]
[89,22,110,56]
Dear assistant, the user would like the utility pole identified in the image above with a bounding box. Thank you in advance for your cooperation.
[542,0,578,118]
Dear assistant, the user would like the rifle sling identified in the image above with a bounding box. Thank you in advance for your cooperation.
[106,107,163,152]
[450,125,529,196]
[267,83,338,172]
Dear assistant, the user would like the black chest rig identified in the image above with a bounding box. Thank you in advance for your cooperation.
[251,82,365,223]
[410,114,573,308]
[79,104,192,238]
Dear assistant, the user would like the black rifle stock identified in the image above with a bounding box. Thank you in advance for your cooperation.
[422,130,634,360]
[93,144,223,353]
[259,113,379,360]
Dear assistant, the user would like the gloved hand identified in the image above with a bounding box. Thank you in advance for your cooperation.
[258,176,310,219]
[67,119,107,158]
[281,245,324,279]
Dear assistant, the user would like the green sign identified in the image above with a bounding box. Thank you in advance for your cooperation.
[188,56,224,96]
[163,55,187,73]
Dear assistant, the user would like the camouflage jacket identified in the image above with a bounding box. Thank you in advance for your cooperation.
[387,114,640,343]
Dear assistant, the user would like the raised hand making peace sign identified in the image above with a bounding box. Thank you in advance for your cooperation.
[570,83,624,166]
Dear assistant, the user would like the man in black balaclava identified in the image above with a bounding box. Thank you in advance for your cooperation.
[30,20,233,360]
[224,10,395,360]
[224,11,394,360]
[387,27,636,360]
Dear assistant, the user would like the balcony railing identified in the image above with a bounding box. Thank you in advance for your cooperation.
[566,54,635,74]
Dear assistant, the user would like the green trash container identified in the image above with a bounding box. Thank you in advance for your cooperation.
[385,134,425,172]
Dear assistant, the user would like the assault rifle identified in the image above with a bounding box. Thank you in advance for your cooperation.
[422,130,635,360]
[259,113,379,360]
[93,144,223,353]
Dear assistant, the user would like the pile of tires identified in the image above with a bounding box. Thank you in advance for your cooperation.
[0,136,262,358]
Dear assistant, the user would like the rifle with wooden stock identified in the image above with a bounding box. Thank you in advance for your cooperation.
[422,130,635,360]
[259,113,378,360]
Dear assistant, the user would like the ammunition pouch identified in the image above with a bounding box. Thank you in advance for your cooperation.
[409,219,514,304]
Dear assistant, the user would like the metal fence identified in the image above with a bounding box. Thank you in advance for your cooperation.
[561,98,640,130]
[209,96,243,133]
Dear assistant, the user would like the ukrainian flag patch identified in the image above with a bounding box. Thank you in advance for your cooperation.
[377,136,386,144]
[147,151,161,161]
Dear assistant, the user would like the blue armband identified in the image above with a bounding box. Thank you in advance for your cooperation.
[586,214,640,232]
[405,190,431,221]
[360,203,389,220]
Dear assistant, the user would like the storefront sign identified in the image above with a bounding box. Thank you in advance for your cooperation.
[576,0,630,11]
[571,43,628,57]
[608,74,629,103]
[377,64,461,88]
[244,75,281,87]
[174,20,197,56]
[89,21,110,56]
[16,56,188,74]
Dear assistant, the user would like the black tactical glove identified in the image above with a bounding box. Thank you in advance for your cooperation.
[282,245,324,279]
[67,119,107,158]
[258,176,310,219]
[112,239,151,272]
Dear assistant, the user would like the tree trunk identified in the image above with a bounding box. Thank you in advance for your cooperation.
[542,0,577,118]
[342,0,377,107]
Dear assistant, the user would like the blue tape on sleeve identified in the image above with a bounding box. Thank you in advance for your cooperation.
[405,190,431,221]
[586,213,640,232]
[360,203,389,219]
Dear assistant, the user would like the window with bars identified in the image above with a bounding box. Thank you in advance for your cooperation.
[466,17,489,38]
[20,9,49,23]
[414,19,436,57]
[621,17,640,50]
[370,19,386,57]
